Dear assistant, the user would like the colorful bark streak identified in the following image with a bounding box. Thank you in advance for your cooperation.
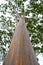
[10,38,16,57]
[20,58,22,65]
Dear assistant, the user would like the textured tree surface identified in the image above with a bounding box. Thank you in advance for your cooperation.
[3,16,38,65]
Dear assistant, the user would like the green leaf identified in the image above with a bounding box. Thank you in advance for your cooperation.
[40,45,43,53]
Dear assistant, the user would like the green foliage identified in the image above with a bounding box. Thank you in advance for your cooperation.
[0,0,43,60]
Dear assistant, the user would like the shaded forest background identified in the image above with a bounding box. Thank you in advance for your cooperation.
[0,0,43,63]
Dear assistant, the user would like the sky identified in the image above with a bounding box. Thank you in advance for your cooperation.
[0,0,43,65]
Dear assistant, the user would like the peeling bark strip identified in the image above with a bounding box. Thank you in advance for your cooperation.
[3,16,38,65]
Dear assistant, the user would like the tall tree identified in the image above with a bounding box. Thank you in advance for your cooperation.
[0,0,43,60]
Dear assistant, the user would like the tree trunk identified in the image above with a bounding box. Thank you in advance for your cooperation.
[3,16,38,65]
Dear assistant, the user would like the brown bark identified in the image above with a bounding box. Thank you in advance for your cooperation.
[3,16,38,65]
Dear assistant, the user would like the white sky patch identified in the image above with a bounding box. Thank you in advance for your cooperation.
[38,14,42,19]
[0,12,3,16]
[37,53,43,65]
[37,0,41,4]
[24,0,30,10]
[0,0,8,5]
[29,12,33,17]
[5,12,11,17]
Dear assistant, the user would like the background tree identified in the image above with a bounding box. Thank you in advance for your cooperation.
[0,0,43,60]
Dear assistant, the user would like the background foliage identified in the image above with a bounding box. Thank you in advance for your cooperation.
[0,0,43,60]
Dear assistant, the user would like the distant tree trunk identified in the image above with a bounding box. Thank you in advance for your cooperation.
[3,15,38,65]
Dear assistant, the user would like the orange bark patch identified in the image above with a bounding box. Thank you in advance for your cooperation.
[20,58,22,65]
[10,39,15,57]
